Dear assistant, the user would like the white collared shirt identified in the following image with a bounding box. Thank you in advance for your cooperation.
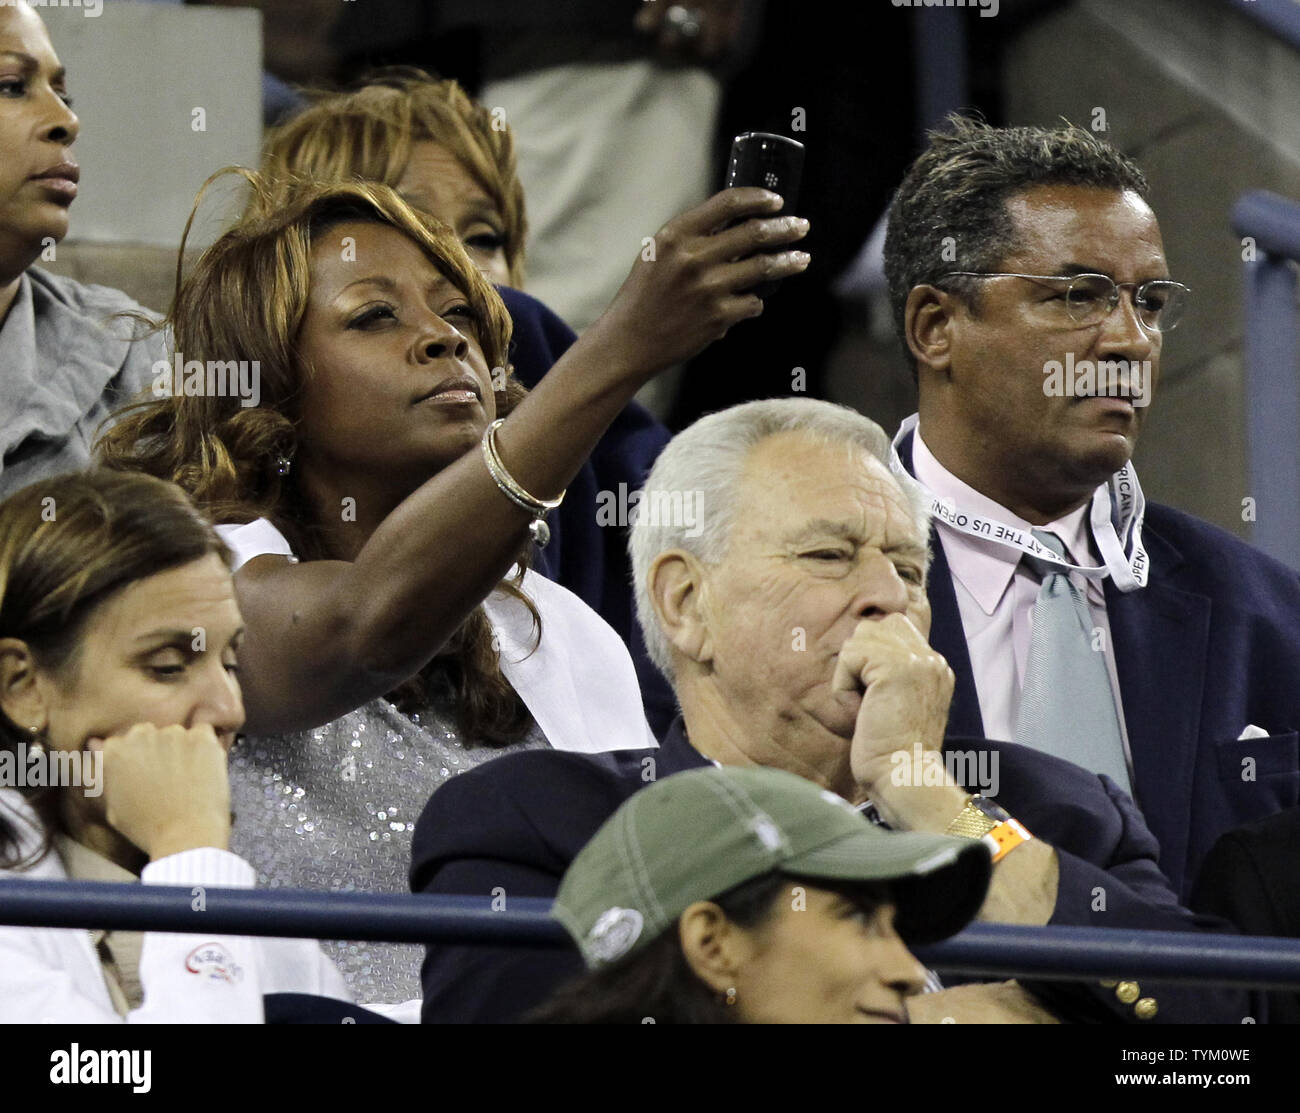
[912,429,1132,755]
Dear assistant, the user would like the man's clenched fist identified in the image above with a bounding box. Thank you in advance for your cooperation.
[831,613,954,795]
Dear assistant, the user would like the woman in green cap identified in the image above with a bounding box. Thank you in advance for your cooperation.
[533,764,991,1024]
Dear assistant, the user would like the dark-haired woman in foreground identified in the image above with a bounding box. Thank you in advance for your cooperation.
[0,470,347,1022]
[534,765,990,1024]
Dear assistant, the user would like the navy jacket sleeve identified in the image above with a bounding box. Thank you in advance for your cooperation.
[963,738,1267,1023]
[495,286,677,737]
[410,750,637,1022]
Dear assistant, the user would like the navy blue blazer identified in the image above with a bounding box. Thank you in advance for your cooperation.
[410,721,1259,1024]
[897,432,1300,902]
[495,286,675,737]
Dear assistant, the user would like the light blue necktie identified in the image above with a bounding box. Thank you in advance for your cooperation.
[1014,530,1133,794]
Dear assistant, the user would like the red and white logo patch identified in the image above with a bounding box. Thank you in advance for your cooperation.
[185,943,243,984]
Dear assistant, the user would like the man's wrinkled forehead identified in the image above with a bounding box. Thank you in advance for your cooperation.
[738,433,927,549]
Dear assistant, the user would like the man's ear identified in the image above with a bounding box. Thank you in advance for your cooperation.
[0,638,48,734]
[647,550,713,668]
[677,900,751,996]
[904,284,959,383]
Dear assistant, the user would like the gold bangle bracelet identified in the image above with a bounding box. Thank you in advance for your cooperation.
[481,418,565,545]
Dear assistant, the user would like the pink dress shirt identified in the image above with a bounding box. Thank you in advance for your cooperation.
[912,428,1133,771]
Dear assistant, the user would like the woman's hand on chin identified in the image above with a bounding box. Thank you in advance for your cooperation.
[93,723,232,861]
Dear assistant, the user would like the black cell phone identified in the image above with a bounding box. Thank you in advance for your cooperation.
[725,131,805,297]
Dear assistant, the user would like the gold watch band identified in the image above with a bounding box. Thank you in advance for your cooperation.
[946,797,999,839]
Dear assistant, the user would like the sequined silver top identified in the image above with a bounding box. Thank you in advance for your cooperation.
[229,696,550,1004]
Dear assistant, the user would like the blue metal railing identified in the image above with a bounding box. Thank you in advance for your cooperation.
[5,878,1300,989]
[1230,190,1300,569]
[0,879,567,947]
[913,922,1300,989]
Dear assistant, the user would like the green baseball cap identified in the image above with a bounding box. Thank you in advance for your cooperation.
[553,765,991,968]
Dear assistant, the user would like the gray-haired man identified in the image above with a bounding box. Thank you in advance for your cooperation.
[412,398,1257,1024]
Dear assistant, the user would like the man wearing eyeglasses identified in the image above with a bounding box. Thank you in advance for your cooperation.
[882,115,1300,905]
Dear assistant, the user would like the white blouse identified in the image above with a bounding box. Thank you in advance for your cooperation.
[0,790,350,1024]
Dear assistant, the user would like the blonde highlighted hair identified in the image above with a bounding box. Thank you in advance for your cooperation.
[100,169,517,525]
[98,172,538,745]
[260,67,528,287]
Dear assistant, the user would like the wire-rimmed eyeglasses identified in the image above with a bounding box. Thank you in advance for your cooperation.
[937,271,1191,334]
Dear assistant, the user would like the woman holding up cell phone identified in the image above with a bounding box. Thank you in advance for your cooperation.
[99,174,809,1000]
[256,67,680,732]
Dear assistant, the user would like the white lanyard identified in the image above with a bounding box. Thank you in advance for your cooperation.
[889,414,1149,592]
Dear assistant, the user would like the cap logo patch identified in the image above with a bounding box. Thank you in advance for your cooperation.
[587,907,644,965]
[751,816,784,852]
[819,789,857,814]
